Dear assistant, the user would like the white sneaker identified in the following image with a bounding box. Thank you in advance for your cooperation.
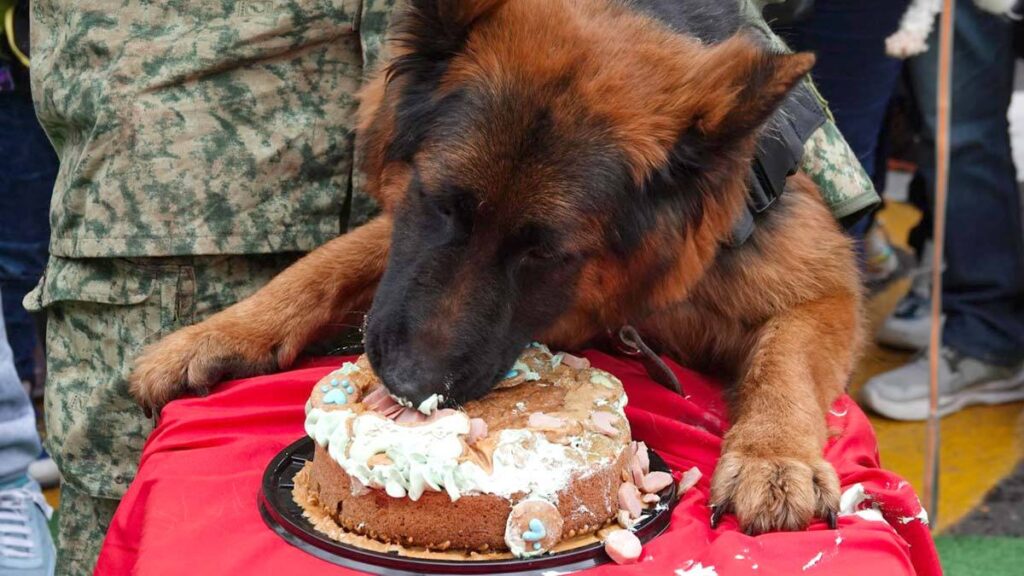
[26,458,59,490]
[861,346,1024,421]
[876,243,938,351]
[0,476,55,576]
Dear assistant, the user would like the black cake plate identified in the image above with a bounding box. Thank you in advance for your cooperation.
[260,437,677,575]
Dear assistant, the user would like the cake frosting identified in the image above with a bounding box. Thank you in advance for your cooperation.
[303,347,628,504]
[296,345,664,557]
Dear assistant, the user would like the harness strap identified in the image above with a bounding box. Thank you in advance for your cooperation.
[727,83,827,247]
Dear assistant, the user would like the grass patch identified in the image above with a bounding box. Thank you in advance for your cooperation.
[935,535,1024,576]
[48,507,58,542]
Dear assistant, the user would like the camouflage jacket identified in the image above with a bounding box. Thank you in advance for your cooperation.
[30,0,876,260]
[746,0,880,222]
[30,0,399,258]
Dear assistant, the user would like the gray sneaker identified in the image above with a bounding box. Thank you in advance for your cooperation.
[0,476,55,576]
[876,243,939,351]
[861,347,1024,421]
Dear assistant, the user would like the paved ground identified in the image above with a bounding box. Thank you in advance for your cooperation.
[948,461,1024,537]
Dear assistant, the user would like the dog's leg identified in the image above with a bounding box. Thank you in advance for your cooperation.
[130,215,392,414]
[709,292,859,534]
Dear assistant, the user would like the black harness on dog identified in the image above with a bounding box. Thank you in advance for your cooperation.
[728,83,828,247]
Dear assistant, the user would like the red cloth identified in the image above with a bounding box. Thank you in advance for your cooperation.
[97,352,941,576]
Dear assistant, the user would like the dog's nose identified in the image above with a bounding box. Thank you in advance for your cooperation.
[371,344,449,407]
[379,370,433,406]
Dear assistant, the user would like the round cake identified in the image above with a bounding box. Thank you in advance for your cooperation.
[299,344,664,556]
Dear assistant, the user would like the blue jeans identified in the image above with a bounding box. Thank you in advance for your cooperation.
[0,89,56,383]
[908,1,1024,365]
[0,288,42,481]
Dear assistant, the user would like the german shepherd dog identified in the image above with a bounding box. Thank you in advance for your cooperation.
[130,0,863,534]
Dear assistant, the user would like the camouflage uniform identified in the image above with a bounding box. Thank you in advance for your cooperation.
[27,1,401,574]
[748,0,882,221]
[25,1,873,574]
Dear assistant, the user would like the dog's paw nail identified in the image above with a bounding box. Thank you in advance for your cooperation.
[709,503,727,528]
[826,509,838,530]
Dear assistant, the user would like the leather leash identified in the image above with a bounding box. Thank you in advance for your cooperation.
[606,325,683,396]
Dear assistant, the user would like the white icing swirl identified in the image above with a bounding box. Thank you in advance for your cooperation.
[305,409,608,502]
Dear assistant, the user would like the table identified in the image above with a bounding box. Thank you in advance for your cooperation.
[97,351,940,575]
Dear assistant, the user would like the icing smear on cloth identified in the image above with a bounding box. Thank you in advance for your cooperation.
[801,551,824,571]
[899,502,929,525]
[838,483,888,524]
[675,561,718,575]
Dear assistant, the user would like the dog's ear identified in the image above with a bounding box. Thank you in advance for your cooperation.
[683,34,815,142]
[357,0,508,208]
[387,0,508,82]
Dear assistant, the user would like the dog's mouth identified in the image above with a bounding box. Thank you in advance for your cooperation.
[365,316,528,410]
[385,356,524,412]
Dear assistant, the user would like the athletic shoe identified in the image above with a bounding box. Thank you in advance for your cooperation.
[861,346,1024,420]
[27,456,59,490]
[876,242,938,350]
[0,475,55,576]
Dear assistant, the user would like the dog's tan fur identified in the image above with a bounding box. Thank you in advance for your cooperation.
[130,0,863,534]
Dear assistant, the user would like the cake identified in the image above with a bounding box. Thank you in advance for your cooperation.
[299,344,672,557]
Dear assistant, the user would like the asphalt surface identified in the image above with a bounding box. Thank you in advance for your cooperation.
[947,460,1024,537]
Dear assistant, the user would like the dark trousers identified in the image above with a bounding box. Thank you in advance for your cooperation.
[0,88,56,383]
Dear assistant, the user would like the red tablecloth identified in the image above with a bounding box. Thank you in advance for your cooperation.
[97,351,941,576]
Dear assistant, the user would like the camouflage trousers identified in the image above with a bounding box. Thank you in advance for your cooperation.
[25,254,300,575]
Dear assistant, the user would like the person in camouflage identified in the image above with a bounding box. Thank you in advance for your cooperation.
[27,1,401,573]
[27,0,875,573]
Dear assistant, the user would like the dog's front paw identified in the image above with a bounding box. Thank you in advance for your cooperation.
[709,450,840,534]
[129,322,278,416]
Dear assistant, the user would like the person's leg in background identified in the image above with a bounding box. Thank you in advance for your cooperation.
[862,0,1024,420]
[777,0,911,282]
[25,255,297,574]
[0,289,55,576]
[0,84,55,393]
[0,30,60,494]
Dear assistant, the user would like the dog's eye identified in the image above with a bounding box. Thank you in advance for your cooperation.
[523,246,580,267]
[525,247,555,261]
[435,203,454,218]
[419,190,453,219]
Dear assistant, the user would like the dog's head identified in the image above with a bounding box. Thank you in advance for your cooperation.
[360,0,814,405]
